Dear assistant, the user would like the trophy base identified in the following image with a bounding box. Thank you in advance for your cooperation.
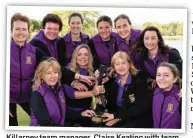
[91,116,103,124]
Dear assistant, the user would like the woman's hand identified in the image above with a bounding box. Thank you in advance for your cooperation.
[79,75,96,86]
[102,76,109,84]
[81,110,96,117]
[95,70,109,84]
[178,89,182,98]
[72,81,88,91]
[101,113,114,122]
[105,118,119,126]
[92,85,104,96]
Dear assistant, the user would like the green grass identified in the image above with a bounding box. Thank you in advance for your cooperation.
[17,105,30,126]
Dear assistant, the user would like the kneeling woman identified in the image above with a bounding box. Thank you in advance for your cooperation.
[102,51,153,128]
[153,62,181,128]
[30,58,66,126]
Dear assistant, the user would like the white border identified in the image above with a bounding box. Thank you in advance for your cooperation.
[5,6,187,133]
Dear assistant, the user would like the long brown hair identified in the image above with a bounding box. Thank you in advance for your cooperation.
[133,26,169,54]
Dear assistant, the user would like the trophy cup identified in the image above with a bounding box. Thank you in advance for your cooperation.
[91,65,108,125]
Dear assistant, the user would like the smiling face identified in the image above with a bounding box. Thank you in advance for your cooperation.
[12,20,29,46]
[42,66,59,86]
[115,18,131,40]
[76,47,89,68]
[114,57,130,77]
[69,16,83,35]
[156,66,177,91]
[43,22,60,41]
[97,21,112,41]
[143,31,159,52]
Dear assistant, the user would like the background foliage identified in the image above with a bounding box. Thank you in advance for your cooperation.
[28,10,183,40]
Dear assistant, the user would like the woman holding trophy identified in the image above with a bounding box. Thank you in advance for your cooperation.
[63,44,104,127]
[102,51,153,128]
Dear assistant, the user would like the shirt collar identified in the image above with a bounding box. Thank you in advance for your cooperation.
[148,48,160,64]
[115,74,132,86]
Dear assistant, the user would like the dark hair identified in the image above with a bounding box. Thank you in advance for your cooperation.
[157,62,181,89]
[42,13,63,31]
[11,13,30,31]
[114,14,132,28]
[135,26,169,53]
[68,12,84,25]
[96,15,112,27]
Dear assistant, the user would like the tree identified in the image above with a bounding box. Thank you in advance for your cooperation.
[176,22,183,35]
[142,21,183,36]
[30,19,41,32]
[52,10,101,37]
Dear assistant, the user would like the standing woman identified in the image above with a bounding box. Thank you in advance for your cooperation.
[10,13,43,126]
[153,62,181,128]
[114,14,141,54]
[61,12,90,64]
[30,13,63,60]
[133,26,182,88]
[64,44,104,127]
[30,58,66,126]
[102,51,153,128]
[89,15,118,69]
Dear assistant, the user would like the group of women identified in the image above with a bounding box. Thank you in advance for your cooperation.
[9,11,182,129]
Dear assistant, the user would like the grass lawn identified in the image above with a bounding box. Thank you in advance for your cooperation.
[17,104,30,126]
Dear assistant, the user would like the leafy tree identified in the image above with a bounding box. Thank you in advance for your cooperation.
[30,19,41,32]
[52,10,101,37]
[142,21,183,36]
[176,22,183,35]
[28,19,41,40]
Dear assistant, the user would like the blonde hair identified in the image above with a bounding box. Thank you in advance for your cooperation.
[110,51,138,76]
[69,44,94,76]
[32,57,62,91]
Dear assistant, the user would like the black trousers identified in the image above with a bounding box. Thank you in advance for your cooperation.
[64,117,92,127]
[9,102,31,126]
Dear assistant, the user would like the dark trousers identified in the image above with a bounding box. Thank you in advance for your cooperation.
[9,102,31,126]
[64,117,92,127]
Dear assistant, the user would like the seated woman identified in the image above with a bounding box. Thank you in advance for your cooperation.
[102,51,153,128]
[153,62,181,128]
[30,57,66,126]
[64,44,104,127]
[132,26,182,89]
